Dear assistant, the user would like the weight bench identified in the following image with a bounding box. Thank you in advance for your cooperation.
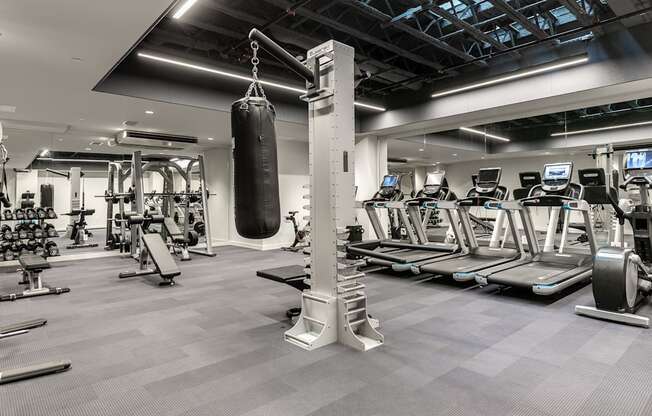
[0,255,70,302]
[257,265,309,318]
[257,265,380,328]
[0,319,71,384]
[119,233,181,286]
[163,217,191,261]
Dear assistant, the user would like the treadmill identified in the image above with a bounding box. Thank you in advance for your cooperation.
[475,162,597,295]
[348,172,458,269]
[412,167,524,278]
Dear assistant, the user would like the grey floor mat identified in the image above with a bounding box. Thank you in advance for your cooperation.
[0,246,650,416]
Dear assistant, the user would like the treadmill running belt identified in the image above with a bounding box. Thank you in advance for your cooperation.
[486,262,591,288]
[421,251,518,275]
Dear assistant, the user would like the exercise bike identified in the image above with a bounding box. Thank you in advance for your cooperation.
[281,211,310,252]
[576,149,652,327]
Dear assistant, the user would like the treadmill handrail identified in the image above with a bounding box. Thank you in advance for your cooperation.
[519,194,577,206]
[484,200,524,211]
[456,196,501,207]
[423,200,458,210]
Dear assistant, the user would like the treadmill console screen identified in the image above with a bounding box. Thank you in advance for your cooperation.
[624,150,652,170]
[425,172,444,186]
[543,164,572,181]
[381,175,399,188]
[478,168,500,183]
[475,168,501,194]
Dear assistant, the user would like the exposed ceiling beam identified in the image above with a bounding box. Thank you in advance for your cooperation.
[337,0,482,64]
[557,0,593,26]
[259,0,446,70]
[199,1,423,89]
[427,5,508,51]
[486,0,549,40]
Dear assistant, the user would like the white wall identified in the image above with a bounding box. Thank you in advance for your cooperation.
[13,170,109,230]
[355,136,388,239]
[440,154,598,230]
[202,140,310,250]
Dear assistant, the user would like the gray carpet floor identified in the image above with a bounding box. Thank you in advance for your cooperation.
[1,246,652,416]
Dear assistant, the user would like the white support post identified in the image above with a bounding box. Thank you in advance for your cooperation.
[284,40,383,352]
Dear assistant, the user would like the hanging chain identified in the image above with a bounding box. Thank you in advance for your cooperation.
[242,40,267,102]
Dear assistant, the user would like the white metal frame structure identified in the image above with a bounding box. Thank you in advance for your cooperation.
[249,30,383,351]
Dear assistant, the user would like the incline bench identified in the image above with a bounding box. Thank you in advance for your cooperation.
[163,217,191,261]
[0,254,70,302]
[120,233,181,286]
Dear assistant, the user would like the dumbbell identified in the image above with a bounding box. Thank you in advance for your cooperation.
[25,239,38,252]
[21,199,35,209]
[1,225,12,241]
[46,207,57,219]
[188,212,195,224]
[173,195,183,204]
[45,241,59,257]
[187,230,199,247]
[14,208,25,220]
[43,223,58,238]
[193,221,205,236]
[15,224,28,240]
[3,209,14,220]
[36,207,47,219]
[33,242,45,257]
[26,208,37,220]
[28,224,43,239]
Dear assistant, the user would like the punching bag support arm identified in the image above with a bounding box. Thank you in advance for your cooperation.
[248,28,320,93]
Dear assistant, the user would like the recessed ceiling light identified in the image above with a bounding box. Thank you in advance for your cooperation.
[431,56,589,99]
[137,52,386,112]
[545,151,551,155]
[207,137,214,141]
[452,153,458,157]
[167,142,172,147]
[79,118,85,121]
[145,110,154,115]
[419,148,424,152]
[0,105,16,113]
[85,147,92,151]
[173,0,199,19]
[460,126,510,142]
[481,156,485,159]
[58,138,63,142]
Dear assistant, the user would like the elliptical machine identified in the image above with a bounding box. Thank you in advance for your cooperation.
[576,149,652,327]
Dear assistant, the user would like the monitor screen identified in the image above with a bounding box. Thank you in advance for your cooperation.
[478,168,500,183]
[543,163,572,181]
[381,175,399,187]
[425,172,444,186]
[624,150,652,170]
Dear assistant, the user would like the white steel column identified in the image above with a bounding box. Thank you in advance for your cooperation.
[284,40,383,352]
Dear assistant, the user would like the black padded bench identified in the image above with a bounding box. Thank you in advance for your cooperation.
[257,265,309,318]
[120,233,181,285]
[0,255,70,302]
[163,217,187,244]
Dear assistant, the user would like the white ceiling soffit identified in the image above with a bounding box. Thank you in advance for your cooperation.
[0,0,308,168]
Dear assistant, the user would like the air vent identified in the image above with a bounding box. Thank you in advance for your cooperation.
[114,130,198,150]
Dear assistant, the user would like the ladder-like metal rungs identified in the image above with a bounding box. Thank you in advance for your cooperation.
[348,319,365,327]
[302,315,325,326]
[343,295,366,304]
[302,184,311,189]
[338,283,365,294]
[346,307,366,316]
[338,272,365,282]
[302,194,311,200]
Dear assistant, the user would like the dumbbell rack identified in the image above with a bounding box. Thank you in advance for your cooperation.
[1,208,60,262]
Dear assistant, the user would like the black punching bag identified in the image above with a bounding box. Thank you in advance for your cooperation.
[231,96,281,239]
